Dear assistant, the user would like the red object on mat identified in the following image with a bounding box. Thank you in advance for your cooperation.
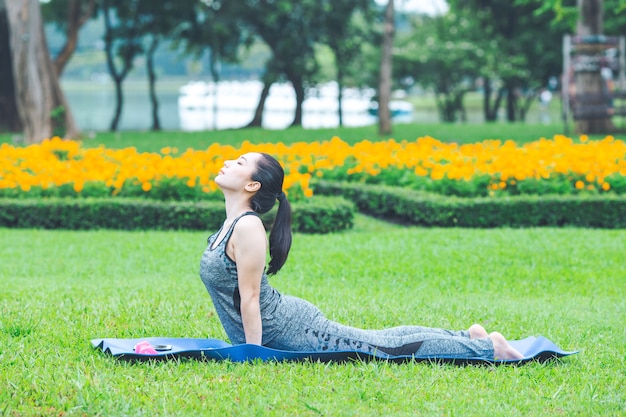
[134,341,158,355]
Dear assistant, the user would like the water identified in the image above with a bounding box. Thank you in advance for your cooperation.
[61,79,557,132]
[62,80,183,131]
[176,80,383,130]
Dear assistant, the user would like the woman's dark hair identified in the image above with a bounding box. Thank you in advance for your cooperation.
[250,153,292,275]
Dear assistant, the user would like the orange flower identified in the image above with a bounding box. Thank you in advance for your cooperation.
[2,135,625,199]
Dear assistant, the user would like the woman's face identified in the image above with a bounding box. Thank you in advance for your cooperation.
[215,152,262,192]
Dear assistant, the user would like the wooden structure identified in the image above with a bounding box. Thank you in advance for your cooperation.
[562,35,626,133]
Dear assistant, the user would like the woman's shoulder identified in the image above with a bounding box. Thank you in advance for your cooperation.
[231,212,267,251]
[233,212,265,232]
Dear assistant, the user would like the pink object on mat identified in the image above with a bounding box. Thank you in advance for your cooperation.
[134,341,158,355]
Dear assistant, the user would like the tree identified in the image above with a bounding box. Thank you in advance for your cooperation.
[41,0,97,76]
[246,59,281,128]
[239,0,325,127]
[99,0,204,132]
[0,1,20,133]
[395,12,485,122]
[101,0,144,131]
[176,0,245,130]
[448,0,568,122]
[522,0,626,34]
[378,0,394,135]
[321,1,374,126]
[1,0,78,142]
[134,0,197,131]
[604,0,626,34]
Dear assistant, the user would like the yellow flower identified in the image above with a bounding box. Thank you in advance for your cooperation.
[2,134,625,199]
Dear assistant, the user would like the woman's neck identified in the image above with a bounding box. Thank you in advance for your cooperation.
[223,193,253,223]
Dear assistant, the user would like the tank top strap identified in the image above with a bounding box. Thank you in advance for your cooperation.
[209,211,259,250]
[224,211,259,239]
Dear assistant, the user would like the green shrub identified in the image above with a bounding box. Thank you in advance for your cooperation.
[313,167,625,198]
[291,196,355,233]
[0,180,224,201]
[0,196,355,233]
[313,180,626,228]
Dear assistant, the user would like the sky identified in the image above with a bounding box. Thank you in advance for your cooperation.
[376,0,449,15]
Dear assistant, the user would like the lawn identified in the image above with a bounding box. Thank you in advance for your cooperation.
[0,121,607,153]
[1,215,624,416]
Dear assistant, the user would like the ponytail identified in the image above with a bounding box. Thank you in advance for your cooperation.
[267,193,292,275]
[250,153,293,275]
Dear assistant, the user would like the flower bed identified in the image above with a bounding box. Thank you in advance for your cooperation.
[1,134,625,200]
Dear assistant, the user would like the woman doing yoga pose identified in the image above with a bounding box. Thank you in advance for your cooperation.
[199,152,523,360]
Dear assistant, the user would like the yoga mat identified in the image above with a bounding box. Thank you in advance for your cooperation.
[91,336,577,365]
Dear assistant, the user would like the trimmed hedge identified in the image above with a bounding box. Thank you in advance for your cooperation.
[313,181,626,228]
[0,196,355,233]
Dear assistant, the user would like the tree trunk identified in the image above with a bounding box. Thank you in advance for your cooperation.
[53,0,96,76]
[102,0,137,132]
[454,90,467,122]
[146,35,161,131]
[246,67,277,128]
[336,64,344,127]
[209,49,221,131]
[288,74,305,127]
[518,91,537,122]
[378,0,394,136]
[482,77,505,122]
[505,81,516,122]
[246,81,271,128]
[483,77,496,121]
[0,2,21,133]
[109,76,124,131]
[575,0,615,133]
[5,0,78,143]
[578,0,602,34]
[434,88,452,122]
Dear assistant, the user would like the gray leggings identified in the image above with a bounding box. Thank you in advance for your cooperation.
[304,321,493,358]
[265,297,494,359]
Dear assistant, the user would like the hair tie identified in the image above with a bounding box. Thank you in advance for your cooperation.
[277,191,286,202]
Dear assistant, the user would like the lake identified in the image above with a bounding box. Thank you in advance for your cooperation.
[61,79,558,132]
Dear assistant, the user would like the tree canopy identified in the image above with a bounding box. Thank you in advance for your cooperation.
[3,0,626,140]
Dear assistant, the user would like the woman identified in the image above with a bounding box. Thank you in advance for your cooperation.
[199,152,524,360]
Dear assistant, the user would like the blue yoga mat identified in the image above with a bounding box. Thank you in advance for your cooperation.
[91,336,577,365]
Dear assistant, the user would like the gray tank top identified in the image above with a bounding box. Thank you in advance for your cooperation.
[199,212,283,345]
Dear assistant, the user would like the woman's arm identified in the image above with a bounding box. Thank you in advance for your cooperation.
[230,215,267,345]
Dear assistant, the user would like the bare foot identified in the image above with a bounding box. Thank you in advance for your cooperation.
[489,331,524,361]
[468,324,489,339]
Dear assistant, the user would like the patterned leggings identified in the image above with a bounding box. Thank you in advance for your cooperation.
[263,296,494,359]
[303,322,493,358]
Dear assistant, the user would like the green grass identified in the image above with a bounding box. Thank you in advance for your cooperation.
[1,121,603,153]
[82,122,576,151]
[1,215,624,416]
